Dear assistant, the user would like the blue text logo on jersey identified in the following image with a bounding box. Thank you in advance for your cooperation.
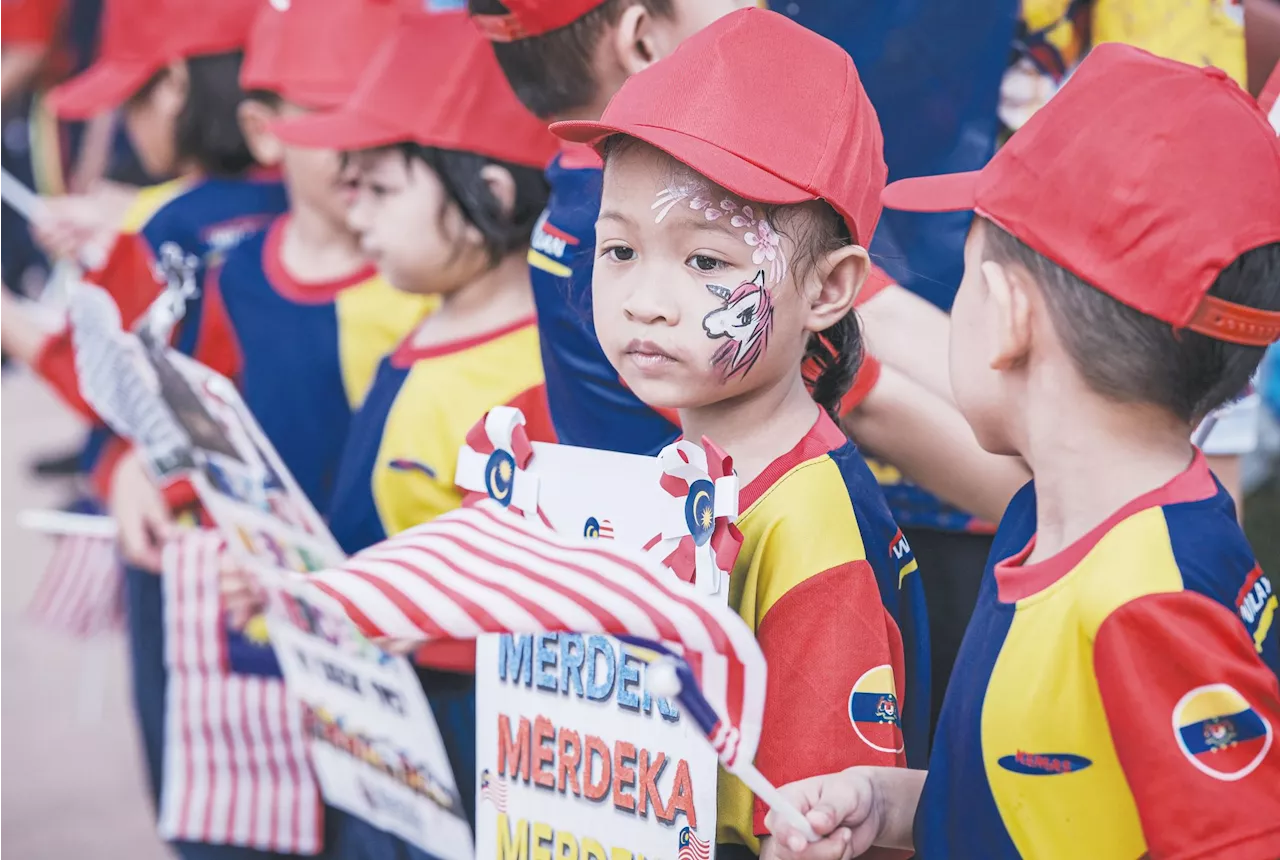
[997,752,1093,775]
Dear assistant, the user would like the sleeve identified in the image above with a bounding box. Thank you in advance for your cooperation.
[1094,590,1280,860]
[751,559,908,836]
[193,262,242,381]
[839,353,882,416]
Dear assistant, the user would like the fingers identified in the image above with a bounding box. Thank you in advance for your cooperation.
[766,771,879,860]
[219,559,266,630]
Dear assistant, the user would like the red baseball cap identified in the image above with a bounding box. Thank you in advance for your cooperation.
[883,43,1280,347]
[240,0,399,110]
[551,8,886,246]
[470,0,607,42]
[50,0,259,120]
[272,12,557,169]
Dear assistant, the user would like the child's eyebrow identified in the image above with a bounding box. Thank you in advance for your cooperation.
[597,209,637,226]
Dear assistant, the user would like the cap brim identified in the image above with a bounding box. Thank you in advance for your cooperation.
[552,119,814,208]
[880,171,981,213]
[49,60,156,120]
[271,108,408,152]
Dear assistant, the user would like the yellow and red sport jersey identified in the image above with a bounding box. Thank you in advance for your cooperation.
[326,314,555,556]
[916,453,1280,859]
[718,410,928,852]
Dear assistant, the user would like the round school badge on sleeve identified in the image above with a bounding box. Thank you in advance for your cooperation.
[848,664,904,754]
[1173,683,1273,781]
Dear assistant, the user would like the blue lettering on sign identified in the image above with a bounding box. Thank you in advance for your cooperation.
[496,632,679,722]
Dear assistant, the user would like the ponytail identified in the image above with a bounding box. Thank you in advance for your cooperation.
[804,311,864,420]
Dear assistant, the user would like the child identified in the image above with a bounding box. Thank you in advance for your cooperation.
[468,0,751,454]
[15,4,282,842]
[220,0,430,513]
[766,44,1280,859]
[270,12,557,855]
[550,8,928,855]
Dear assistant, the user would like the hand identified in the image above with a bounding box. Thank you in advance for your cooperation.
[764,769,883,860]
[219,557,266,630]
[31,187,130,264]
[108,449,173,573]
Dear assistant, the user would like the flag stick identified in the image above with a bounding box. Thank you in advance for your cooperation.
[1,166,46,222]
[736,762,820,842]
[1192,413,1218,448]
[19,509,119,539]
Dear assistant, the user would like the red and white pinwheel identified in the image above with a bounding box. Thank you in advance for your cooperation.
[455,407,541,521]
[643,437,743,595]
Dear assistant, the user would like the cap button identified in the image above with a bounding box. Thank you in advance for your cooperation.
[1202,66,1229,81]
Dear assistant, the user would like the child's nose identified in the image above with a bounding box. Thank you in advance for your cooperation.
[622,280,681,326]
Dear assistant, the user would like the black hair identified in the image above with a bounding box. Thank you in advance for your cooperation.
[241,88,284,110]
[380,142,549,266]
[982,219,1280,423]
[466,0,674,119]
[129,51,257,177]
[600,135,863,419]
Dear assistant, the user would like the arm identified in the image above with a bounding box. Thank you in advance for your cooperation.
[1094,591,1280,859]
[857,284,953,405]
[843,364,1030,524]
[763,767,927,860]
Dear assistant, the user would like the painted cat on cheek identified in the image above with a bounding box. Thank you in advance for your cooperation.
[703,269,774,380]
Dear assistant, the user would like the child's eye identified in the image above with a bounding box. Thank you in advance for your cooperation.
[688,254,726,273]
[602,245,636,263]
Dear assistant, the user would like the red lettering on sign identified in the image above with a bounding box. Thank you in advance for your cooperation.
[557,728,582,796]
[532,715,556,789]
[612,741,637,813]
[637,749,667,820]
[498,714,531,783]
[583,735,611,801]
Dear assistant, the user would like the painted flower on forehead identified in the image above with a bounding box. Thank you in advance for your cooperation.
[744,220,786,283]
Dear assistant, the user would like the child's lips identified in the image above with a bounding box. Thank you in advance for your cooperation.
[624,339,680,371]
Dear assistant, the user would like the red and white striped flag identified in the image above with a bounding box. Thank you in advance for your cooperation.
[25,533,124,639]
[302,499,767,775]
[480,768,508,813]
[158,530,323,855]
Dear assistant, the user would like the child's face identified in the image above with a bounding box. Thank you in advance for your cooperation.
[123,67,186,177]
[949,222,1018,455]
[345,149,480,294]
[593,143,813,412]
[245,101,349,230]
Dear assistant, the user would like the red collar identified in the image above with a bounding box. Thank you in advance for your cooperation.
[389,314,537,369]
[994,451,1218,603]
[737,409,847,511]
[263,215,377,305]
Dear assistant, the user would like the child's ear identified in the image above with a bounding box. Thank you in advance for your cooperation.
[611,3,662,76]
[154,59,190,119]
[479,164,517,222]
[237,100,285,167]
[806,243,869,332]
[981,259,1032,371]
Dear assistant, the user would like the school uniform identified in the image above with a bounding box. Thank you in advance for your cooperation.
[915,455,1280,858]
[717,410,929,856]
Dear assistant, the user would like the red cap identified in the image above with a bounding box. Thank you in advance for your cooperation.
[272,12,557,168]
[241,0,399,109]
[883,44,1280,347]
[470,0,607,42]
[50,0,259,119]
[551,8,885,246]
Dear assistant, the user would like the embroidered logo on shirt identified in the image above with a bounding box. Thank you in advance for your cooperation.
[997,752,1093,775]
[388,458,437,479]
[848,664,904,754]
[530,211,580,260]
[1173,683,1273,781]
[1236,564,1276,653]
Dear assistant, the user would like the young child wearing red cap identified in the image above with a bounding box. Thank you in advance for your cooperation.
[267,12,559,858]
[548,8,928,856]
[766,44,1280,860]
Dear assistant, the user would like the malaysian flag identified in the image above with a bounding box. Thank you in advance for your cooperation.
[25,531,123,638]
[301,499,767,777]
[480,769,508,813]
[158,529,322,854]
[583,517,614,540]
[678,827,711,860]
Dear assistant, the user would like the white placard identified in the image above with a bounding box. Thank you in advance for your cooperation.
[272,617,473,860]
[474,442,723,860]
[476,634,718,860]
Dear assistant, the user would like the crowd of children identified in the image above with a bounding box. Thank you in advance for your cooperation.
[3,0,1279,858]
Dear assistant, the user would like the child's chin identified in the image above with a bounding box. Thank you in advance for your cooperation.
[621,374,696,413]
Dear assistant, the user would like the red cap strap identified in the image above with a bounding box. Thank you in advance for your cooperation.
[1185,295,1280,347]
[471,13,528,42]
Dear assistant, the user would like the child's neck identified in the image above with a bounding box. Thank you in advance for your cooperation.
[1022,383,1195,565]
[280,204,367,283]
[679,371,819,487]
[411,251,534,346]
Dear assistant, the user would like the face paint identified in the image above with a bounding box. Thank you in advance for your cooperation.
[652,179,789,284]
[702,270,774,379]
